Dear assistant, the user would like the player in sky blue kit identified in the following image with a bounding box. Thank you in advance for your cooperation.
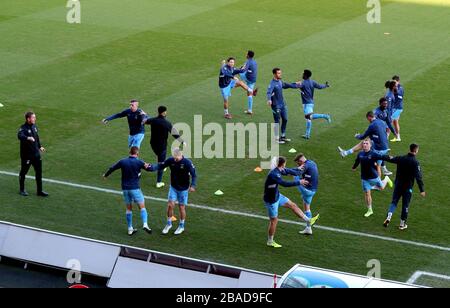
[338,111,393,176]
[241,51,258,115]
[352,140,393,218]
[390,75,404,142]
[102,99,146,148]
[293,154,320,235]
[149,148,197,236]
[264,157,319,248]
[299,70,331,140]
[219,57,258,119]
[267,68,302,144]
[103,147,153,236]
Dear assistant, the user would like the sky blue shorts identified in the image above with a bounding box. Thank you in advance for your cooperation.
[265,194,290,218]
[220,79,236,100]
[362,177,383,192]
[123,189,145,205]
[391,109,403,120]
[297,184,316,205]
[303,103,314,115]
[168,186,189,205]
[239,73,256,90]
[372,148,390,165]
[128,133,145,148]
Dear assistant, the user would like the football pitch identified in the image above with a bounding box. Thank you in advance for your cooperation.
[0,0,449,287]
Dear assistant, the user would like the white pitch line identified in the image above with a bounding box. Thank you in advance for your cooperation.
[407,271,450,285]
[1,170,449,253]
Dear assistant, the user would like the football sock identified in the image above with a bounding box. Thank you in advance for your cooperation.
[126,210,133,230]
[140,208,148,226]
[305,210,312,227]
[248,96,253,112]
[311,114,328,120]
[345,149,354,156]
[306,120,312,136]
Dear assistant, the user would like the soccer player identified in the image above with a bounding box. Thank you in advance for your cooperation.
[390,75,404,142]
[383,144,425,230]
[298,69,331,140]
[219,57,258,119]
[241,51,258,115]
[385,80,397,116]
[18,112,48,197]
[143,106,185,189]
[293,154,320,235]
[266,68,302,144]
[103,147,153,236]
[264,157,320,248]
[374,97,397,138]
[150,149,196,235]
[352,140,393,218]
[338,111,393,176]
[102,100,146,148]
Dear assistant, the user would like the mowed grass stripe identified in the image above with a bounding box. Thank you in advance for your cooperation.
[0,0,240,79]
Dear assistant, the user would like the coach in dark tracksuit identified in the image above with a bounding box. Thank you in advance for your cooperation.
[18,112,48,197]
[143,106,185,188]
[384,144,425,230]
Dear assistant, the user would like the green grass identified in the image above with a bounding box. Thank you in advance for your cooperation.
[0,0,449,285]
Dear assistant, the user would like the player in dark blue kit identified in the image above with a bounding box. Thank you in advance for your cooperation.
[374,97,397,138]
[293,154,321,235]
[338,111,393,176]
[299,70,331,140]
[102,100,146,148]
[219,57,258,119]
[385,80,397,117]
[352,140,393,218]
[390,75,404,142]
[103,147,153,236]
[267,68,302,144]
[149,149,197,235]
[240,51,258,115]
[264,157,319,248]
[383,144,426,230]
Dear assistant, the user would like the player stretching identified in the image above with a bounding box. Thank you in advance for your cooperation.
[299,70,331,140]
[219,57,258,119]
[102,100,146,148]
[241,51,258,115]
[352,140,393,218]
[338,111,393,176]
[293,154,320,235]
[103,147,153,236]
[264,157,319,248]
[390,75,404,142]
[267,68,302,144]
[150,149,197,235]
